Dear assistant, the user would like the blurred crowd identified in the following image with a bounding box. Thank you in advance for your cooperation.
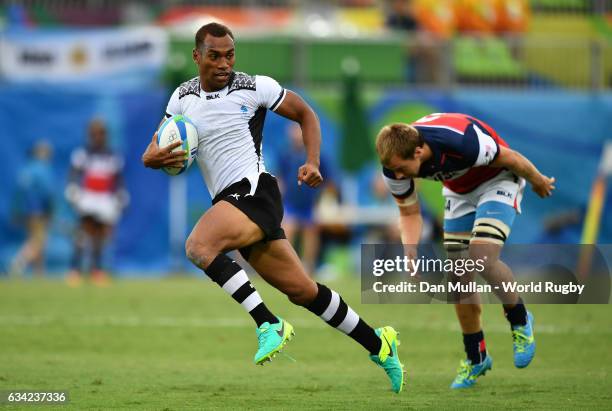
[3,0,609,89]
[0,0,594,32]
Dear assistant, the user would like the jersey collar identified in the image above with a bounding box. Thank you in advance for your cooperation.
[418,137,441,177]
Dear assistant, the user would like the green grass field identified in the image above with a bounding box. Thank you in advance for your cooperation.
[1,277,611,410]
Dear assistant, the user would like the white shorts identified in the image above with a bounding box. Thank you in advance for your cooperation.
[76,190,122,225]
[443,170,526,233]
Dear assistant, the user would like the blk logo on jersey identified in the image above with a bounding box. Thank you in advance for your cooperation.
[206,93,220,100]
[496,190,513,199]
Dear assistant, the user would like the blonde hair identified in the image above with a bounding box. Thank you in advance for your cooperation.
[375,123,424,165]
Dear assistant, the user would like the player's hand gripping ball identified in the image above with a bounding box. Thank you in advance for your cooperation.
[157,115,199,175]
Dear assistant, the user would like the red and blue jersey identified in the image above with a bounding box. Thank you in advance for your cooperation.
[70,147,124,194]
[383,113,508,197]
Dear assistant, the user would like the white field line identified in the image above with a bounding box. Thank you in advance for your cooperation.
[0,315,609,335]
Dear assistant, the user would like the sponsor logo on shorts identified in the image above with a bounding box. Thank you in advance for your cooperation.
[228,193,240,200]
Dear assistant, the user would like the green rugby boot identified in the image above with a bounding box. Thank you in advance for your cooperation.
[254,317,294,365]
[369,326,405,393]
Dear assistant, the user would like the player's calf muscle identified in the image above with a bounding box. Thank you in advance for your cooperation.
[283,280,317,306]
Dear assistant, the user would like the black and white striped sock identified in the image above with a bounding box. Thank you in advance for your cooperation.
[306,283,382,355]
[204,254,277,327]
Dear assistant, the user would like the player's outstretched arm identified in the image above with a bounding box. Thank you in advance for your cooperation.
[491,146,556,198]
[141,132,186,169]
[274,91,323,188]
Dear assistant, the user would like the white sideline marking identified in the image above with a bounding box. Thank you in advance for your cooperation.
[0,315,609,335]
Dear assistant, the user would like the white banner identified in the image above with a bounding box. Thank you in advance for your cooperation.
[0,26,168,83]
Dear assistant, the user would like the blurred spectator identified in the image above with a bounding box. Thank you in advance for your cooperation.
[453,0,529,35]
[453,0,529,82]
[312,180,351,280]
[385,0,419,31]
[278,123,333,275]
[494,0,530,34]
[5,4,31,28]
[65,118,128,286]
[383,0,445,84]
[9,140,54,277]
[412,0,456,39]
[454,0,497,33]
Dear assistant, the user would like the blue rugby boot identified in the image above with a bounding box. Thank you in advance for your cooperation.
[450,355,493,389]
[512,311,535,368]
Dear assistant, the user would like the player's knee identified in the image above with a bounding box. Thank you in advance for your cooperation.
[185,236,219,269]
[286,279,318,306]
[456,303,482,320]
[184,238,197,263]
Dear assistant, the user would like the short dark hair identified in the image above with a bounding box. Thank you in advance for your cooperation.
[195,22,234,50]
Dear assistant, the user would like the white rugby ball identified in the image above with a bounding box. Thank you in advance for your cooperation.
[157,114,199,175]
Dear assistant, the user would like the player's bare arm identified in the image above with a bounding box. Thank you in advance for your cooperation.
[141,132,186,169]
[274,91,323,188]
[491,145,556,198]
[397,195,422,241]
[397,198,422,262]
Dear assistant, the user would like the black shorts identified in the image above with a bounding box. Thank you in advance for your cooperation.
[212,172,286,260]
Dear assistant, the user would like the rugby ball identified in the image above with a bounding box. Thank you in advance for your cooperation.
[157,115,199,175]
